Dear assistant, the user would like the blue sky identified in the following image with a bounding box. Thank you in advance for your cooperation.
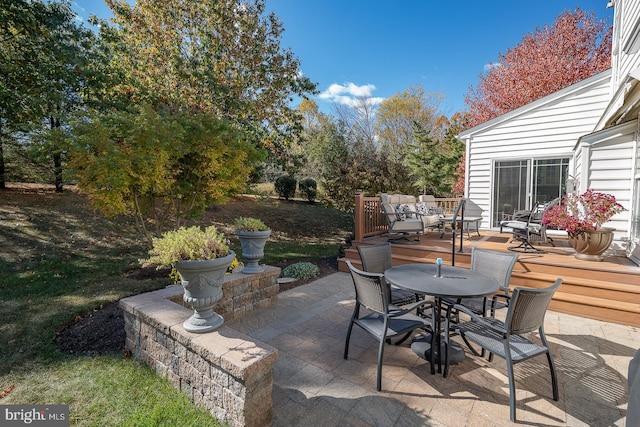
[72,1,613,116]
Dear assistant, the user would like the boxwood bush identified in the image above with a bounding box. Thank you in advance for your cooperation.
[280,262,319,280]
[275,175,297,200]
[298,178,317,202]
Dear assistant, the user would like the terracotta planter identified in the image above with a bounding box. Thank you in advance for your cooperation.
[175,251,235,333]
[568,228,614,262]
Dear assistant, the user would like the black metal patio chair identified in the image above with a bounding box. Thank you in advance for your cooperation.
[447,278,562,422]
[344,261,436,391]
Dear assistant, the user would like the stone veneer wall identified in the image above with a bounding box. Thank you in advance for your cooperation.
[119,266,280,427]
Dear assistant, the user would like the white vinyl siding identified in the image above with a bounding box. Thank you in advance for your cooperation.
[613,0,640,90]
[459,72,612,229]
[578,120,638,247]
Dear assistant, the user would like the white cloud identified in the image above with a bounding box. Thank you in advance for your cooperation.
[319,82,385,107]
[484,62,502,73]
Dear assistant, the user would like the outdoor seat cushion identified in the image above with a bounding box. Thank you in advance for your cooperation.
[390,217,423,232]
[381,194,417,205]
[422,214,441,226]
[500,220,528,230]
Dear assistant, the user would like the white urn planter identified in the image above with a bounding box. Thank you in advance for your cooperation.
[175,251,235,333]
[235,230,271,274]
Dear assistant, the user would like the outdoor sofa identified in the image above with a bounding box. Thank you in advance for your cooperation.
[380,193,442,241]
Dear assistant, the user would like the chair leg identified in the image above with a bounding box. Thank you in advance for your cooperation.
[443,304,452,378]
[376,334,386,391]
[541,330,559,401]
[508,237,545,253]
[505,343,517,422]
[393,331,413,346]
[460,332,483,357]
[429,326,436,375]
[546,350,559,401]
[344,305,360,359]
[343,320,354,359]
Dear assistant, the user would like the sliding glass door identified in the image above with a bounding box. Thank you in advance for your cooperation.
[492,158,569,227]
[493,160,529,227]
[532,158,570,204]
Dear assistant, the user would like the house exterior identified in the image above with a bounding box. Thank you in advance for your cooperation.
[458,0,640,258]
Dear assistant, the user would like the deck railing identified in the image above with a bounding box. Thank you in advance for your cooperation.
[353,193,463,241]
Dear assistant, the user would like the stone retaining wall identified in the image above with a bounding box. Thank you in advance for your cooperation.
[120,267,280,427]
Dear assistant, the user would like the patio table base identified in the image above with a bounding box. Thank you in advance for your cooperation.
[411,334,465,366]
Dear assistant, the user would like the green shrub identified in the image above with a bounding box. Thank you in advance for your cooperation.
[281,262,319,280]
[274,175,297,200]
[233,216,269,232]
[298,178,317,202]
[140,226,230,268]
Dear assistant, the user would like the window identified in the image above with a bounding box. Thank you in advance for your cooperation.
[492,157,569,227]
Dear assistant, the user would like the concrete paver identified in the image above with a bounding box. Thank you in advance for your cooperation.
[227,272,639,426]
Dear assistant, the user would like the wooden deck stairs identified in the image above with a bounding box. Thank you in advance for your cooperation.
[338,233,640,328]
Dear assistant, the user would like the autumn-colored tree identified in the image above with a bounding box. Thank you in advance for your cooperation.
[465,7,611,127]
[298,93,444,209]
[451,154,465,195]
[69,105,259,241]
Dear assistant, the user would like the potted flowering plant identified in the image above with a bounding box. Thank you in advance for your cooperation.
[542,189,625,261]
[234,217,271,274]
[140,225,234,332]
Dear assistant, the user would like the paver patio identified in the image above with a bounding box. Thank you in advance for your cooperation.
[228,272,639,426]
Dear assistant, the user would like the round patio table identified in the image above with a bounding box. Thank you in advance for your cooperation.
[384,263,499,376]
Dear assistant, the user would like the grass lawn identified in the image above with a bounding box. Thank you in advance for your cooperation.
[0,184,353,425]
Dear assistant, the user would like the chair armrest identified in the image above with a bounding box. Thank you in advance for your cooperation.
[489,294,510,315]
[388,298,435,318]
[452,303,507,335]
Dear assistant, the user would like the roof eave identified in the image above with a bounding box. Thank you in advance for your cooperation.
[457,69,612,141]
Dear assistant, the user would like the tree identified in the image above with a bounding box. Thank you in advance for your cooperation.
[465,7,611,127]
[333,96,378,155]
[30,1,96,192]
[403,118,464,197]
[0,0,95,190]
[103,0,317,154]
[0,0,50,188]
[440,113,469,195]
[375,85,442,163]
[69,105,259,242]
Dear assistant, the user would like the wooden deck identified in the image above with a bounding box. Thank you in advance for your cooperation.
[338,229,640,327]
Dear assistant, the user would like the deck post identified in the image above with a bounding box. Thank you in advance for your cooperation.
[354,192,364,242]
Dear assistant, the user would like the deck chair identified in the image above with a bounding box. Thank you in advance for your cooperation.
[529,197,561,246]
[357,243,423,307]
[449,278,562,422]
[380,194,424,243]
[344,261,435,391]
[454,248,519,317]
[501,198,560,253]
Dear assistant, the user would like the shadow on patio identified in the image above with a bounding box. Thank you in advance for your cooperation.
[228,271,638,426]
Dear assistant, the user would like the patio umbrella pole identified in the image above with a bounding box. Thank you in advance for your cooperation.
[450,198,467,266]
[459,200,465,254]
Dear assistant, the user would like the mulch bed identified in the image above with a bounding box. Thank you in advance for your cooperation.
[55,257,339,356]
